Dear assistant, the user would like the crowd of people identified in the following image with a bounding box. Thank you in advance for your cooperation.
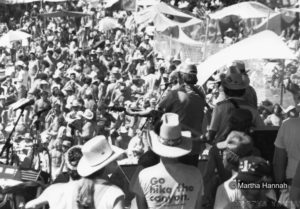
[0,0,299,209]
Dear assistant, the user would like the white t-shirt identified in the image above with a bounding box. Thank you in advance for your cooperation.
[134,161,203,209]
[214,174,277,209]
[18,69,29,90]
[275,118,300,179]
[27,179,124,209]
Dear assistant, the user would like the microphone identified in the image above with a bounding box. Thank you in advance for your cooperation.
[13,98,35,111]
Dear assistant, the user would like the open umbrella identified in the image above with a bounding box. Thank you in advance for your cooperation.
[98,17,122,32]
[0,30,31,47]
[39,10,91,18]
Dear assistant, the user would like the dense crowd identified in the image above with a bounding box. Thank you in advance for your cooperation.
[0,1,299,209]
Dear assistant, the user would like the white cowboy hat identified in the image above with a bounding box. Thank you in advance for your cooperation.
[57,62,64,70]
[77,135,125,177]
[15,61,26,68]
[80,109,94,120]
[148,113,192,158]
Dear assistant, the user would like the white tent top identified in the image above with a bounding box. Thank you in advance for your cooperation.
[134,2,194,26]
[153,13,202,32]
[0,30,31,47]
[209,1,275,20]
[281,7,300,13]
[197,30,296,85]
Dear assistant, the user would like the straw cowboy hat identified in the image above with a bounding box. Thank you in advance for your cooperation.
[80,109,94,120]
[148,113,193,158]
[77,135,125,177]
[221,66,247,90]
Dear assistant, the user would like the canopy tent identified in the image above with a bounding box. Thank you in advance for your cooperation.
[1,0,74,3]
[39,10,91,18]
[281,7,300,13]
[1,0,39,3]
[197,30,296,86]
[152,13,202,32]
[134,2,195,26]
[0,30,31,47]
[209,1,275,20]
[253,12,295,35]
[137,0,159,8]
[104,0,119,8]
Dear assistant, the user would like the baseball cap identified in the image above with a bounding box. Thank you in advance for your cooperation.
[236,156,271,183]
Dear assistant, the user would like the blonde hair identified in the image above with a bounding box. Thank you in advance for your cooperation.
[77,178,94,209]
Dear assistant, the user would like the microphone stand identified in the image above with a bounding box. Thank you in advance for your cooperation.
[0,108,25,165]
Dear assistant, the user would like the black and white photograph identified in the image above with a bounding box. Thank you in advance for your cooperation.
[0,0,299,208]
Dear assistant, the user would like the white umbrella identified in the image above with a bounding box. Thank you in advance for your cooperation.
[197,30,296,86]
[209,1,275,20]
[0,30,32,47]
[98,17,122,32]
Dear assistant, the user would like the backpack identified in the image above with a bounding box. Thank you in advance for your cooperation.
[228,99,253,133]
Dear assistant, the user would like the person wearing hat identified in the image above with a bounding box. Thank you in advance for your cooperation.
[15,60,29,90]
[132,113,203,209]
[225,156,287,209]
[208,66,264,144]
[232,61,258,108]
[214,131,276,209]
[25,146,83,209]
[74,135,125,209]
[157,64,206,166]
[83,87,97,113]
[78,109,96,144]
[172,53,182,67]
[64,86,77,110]
[138,35,152,55]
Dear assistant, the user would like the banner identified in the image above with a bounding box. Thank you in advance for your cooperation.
[154,32,227,64]
[121,0,136,11]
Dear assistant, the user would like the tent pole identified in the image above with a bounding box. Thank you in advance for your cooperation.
[266,10,270,30]
[280,60,285,105]
[202,17,210,61]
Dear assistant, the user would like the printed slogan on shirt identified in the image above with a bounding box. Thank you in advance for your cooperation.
[149,177,194,205]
